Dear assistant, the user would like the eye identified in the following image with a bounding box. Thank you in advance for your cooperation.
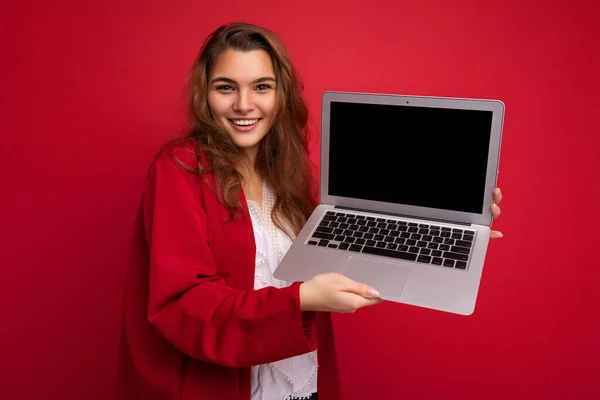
[255,84,272,92]
[216,85,234,92]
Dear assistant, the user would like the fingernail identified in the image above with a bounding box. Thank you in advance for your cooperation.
[367,288,381,298]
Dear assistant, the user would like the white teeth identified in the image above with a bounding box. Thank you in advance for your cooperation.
[231,119,259,126]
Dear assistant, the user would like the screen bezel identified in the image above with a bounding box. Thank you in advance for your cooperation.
[320,91,504,227]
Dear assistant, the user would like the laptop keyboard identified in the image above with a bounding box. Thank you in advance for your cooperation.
[306,211,476,270]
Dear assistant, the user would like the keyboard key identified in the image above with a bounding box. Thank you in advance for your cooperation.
[376,218,386,222]
[422,235,433,242]
[408,227,419,233]
[344,237,356,243]
[444,238,455,245]
[362,246,417,261]
[380,229,390,235]
[387,223,397,229]
[452,228,464,233]
[366,239,376,246]
[411,233,422,240]
[329,221,339,228]
[427,242,439,249]
[394,237,406,244]
[359,226,369,232]
[420,248,431,255]
[441,231,451,237]
[374,234,384,241]
[387,243,398,250]
[356,238,366,245]
[349,244,362,252]
[451,233,462,239]
[319,221,329,227]
[344,230,354,236]
[347,218,357,224]
[323,215,336,221]
[462,235,474,242]
[429,230,440,236]
[409,247,419,253]
[365,217,375,221]
[451,246,470,255]
[328,244,338,249]
[417,255,432,263]
[439,244,450,251]
[337,217,348,223]
[408,222,418,226]
[357,220,367,226]
[384,236,395,243]
[444,252,469,261]
[376,242,387,248]
[353,232,364,238]
[417,241,427,248]
[363,233,374,239]
[386,219,397,223]
[443,259,455,268]
[432,257,443,265]
[398,245,409,252]
[339,242,350,250]
[333,228,343,234]
[339,223,349,229]
[406,239,416,246]
[401,232,411,238]
[455,261,467,270]
[418,228,429,234]
[456,239,472,247]
[318,240,329,246]
[335,235,345,241]
[313,232,334,240]
[397,221,408,226]
[349,224,359,230]
[355,215,365,219]
[432,250,442,257]
[441,227,451,231]
[377,222,387,228]
[367,221,377,227]
[316,226,334,233]
[433,237,444,243]
[390,230,400,237]
[308,241,318,245]
[369,227,380,234]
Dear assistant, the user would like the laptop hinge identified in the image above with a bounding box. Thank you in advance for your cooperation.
[334,205,472,226]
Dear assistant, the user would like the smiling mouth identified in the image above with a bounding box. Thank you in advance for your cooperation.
[228,118,261,132]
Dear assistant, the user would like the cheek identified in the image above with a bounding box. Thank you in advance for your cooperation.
[207,95,228,118]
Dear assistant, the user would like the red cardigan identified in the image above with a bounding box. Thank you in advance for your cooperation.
[116,141,341,399]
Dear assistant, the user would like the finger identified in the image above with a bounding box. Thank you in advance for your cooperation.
[338,275,381,299]
[493,187,503,205]
[491,203,501,219]
[490,230,504,239]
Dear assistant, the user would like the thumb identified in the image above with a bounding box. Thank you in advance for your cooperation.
[341,275,381,299]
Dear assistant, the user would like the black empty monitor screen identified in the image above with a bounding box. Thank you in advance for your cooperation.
[328,101,493,214]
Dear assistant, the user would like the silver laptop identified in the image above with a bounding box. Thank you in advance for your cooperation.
[273,91,504,315]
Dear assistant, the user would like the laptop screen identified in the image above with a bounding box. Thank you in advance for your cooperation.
[328,101,493,214]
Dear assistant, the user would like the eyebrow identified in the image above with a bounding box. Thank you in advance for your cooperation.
[209,76,277,85]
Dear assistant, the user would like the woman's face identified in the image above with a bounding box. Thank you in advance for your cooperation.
[207,49,277,158]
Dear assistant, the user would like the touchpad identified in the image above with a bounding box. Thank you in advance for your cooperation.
[343,256,411,299]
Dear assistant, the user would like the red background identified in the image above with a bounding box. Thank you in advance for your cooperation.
[1,0,599,399]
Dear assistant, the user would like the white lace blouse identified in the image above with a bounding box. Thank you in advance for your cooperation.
[247,184,318,400]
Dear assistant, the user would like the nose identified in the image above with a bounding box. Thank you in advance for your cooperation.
[233,89,254,113]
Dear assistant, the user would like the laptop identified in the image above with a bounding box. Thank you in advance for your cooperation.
[273,91,504,315]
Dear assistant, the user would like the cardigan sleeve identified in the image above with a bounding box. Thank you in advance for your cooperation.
[142,153,316,368]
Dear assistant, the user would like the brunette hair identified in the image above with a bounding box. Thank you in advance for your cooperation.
[182,22,315,237]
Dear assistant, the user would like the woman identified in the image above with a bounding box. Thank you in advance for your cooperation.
[116,22,503,400]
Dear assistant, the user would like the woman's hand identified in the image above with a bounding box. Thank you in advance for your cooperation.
[299,273,383,313]
[491,187,503,239]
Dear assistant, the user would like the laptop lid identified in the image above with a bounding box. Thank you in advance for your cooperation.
[320,92,504,227]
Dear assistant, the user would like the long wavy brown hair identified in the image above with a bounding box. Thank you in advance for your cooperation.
[181,22,316,237]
